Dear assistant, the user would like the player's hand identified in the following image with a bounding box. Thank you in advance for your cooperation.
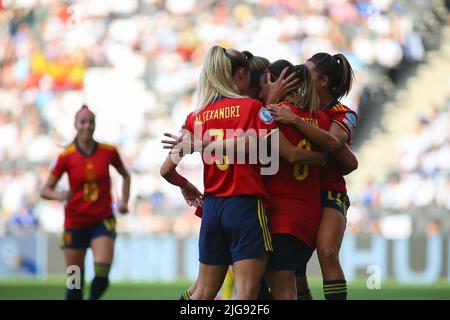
[180,182,203,208]
[266,66,299,103]
[118,200,129,214]
[268,104,297,124]
[162,132,195,156]
[59,190,72,202]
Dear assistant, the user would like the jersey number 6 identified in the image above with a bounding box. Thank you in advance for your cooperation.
[293,139,311,181]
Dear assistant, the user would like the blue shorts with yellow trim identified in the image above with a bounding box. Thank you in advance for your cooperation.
[61,216,116,249]
[321,191,350,218]
[267,233,313,276]
[199,195,272,265]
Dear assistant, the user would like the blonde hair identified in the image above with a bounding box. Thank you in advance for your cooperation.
[193,46,249,111]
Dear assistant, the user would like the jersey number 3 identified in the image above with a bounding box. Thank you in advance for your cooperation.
[294,139,311,181]
[208,129,229,171]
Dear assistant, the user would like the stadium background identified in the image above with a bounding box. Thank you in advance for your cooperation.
[0,0,449,299]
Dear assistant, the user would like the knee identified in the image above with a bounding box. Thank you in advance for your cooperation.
[318,247,340,264]
[234,283,260,300]
[191,287,218,300]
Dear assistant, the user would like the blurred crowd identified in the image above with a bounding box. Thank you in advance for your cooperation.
[0,0,448,237]
[348,96,450,237]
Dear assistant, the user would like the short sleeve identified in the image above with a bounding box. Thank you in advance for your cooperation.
[111,146,125,170]
[250,101,278,137]
[331,111,357,141]
[50,154,67,179]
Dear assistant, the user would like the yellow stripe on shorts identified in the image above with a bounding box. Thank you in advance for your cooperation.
[257,199,272,251]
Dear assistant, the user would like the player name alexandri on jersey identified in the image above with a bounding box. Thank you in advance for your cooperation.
[172,125,280,176]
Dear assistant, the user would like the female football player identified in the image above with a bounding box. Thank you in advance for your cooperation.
[41,105,131,300]
[269,52,357,300]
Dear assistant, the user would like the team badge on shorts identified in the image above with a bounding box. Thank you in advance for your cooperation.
[259,107,273,124]
[64,231,73,246]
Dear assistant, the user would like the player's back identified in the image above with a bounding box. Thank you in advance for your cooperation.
[264,103,330,248]
[183,97,275,200]
[265,103,329,200]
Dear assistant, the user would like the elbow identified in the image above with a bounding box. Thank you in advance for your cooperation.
[40,188,48,200]
[327,138,344,153]
[160,166,170,179]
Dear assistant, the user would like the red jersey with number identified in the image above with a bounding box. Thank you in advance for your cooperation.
[264,103,330,248]
[51,142,125,228]
[320,102,357,192]
[183,97,276,203]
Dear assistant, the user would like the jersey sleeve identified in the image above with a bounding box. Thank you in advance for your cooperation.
[180,112,195,135]
[249,100,278,137]
[50,153,67,179]
[331,109,357,142]
[110,146,125,170]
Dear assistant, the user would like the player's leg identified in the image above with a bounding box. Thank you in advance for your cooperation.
[266,234,311,300]
[62,228,88,300]
[229,197,271,300]
[317,192,349,300]
[89,216,116,300]
[190,264,228,300]
[296,276,313,300]
[179,278,198,300]
[295,242,314,300]
[190,196,230,300]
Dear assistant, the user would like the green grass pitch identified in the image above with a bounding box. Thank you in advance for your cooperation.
[0,277,449,300]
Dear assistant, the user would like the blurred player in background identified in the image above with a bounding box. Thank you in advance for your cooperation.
[269,52,357,300]
[40,105,131,300]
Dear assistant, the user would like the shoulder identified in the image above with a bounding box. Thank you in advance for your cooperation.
[59,143,76,158]
[234,98,263,109]
[329,103,356,116]
[98,142,119,154]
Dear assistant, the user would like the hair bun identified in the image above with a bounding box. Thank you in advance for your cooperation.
[242,50,253,60]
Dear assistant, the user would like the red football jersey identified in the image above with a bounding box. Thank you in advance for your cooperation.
[264,103,330,248]
[183,97,276,203]
[321,102,358,192]
[51,142,125,228]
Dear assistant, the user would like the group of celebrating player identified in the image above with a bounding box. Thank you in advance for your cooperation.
[39,44,357,301]
[160,46,358,300]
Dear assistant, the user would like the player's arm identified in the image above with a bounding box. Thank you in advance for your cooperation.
[276,131,326,165]
[268,105,347,152]
[160,151,203,208]
[112,159,131,214]
[162,132,256,157]
[332,144,358,175]
[40,174,71,202]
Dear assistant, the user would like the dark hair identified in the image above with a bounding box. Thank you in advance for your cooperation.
[308,52,354,100]
[267,60,319,111]
[223,48,251,75]
[247,54,270,89]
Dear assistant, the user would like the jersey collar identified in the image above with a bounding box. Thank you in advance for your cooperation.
[75,140,98,157]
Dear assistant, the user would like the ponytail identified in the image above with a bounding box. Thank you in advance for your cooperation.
[308,52,354,100]
[289,64,320,112]
[333,53,354,99]
[193,46,249,111]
